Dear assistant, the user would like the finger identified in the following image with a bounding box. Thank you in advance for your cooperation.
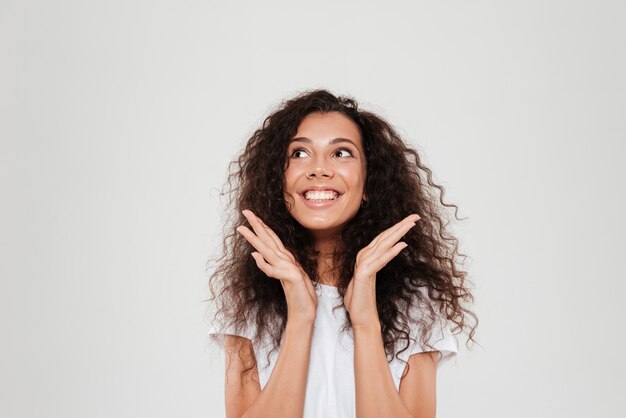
[260,220,288,253]
[243,210,294,261]
[242,209,279,251]
[356,216,415,264]
[357,220,413,265]
[370,241,408,272]
[369,214,420,248]
[373,220,417,252]
[237,225,282,265]
[250,251,278,278]
[242,210,274,244]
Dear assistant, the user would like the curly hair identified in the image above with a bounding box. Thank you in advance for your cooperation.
[207,89,478,383]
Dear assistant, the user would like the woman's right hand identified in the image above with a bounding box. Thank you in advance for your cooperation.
[236,209,318,323]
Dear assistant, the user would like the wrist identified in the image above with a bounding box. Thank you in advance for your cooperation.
[287,314,316,329]
[282,272,309,288]
[352,317,381,333]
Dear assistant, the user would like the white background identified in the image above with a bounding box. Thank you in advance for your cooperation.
[1,1,625,417]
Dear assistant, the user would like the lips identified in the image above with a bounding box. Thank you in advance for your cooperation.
[299,192,342,209]
[298,186,343,197]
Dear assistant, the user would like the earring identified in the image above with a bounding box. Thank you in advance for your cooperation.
[360,199,368,208]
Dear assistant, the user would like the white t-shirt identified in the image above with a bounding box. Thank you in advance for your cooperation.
[209,282,458,418]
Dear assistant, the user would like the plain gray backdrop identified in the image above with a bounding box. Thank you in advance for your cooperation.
[1,0,625,417]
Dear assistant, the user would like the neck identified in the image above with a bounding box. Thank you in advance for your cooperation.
[313,234,342,287]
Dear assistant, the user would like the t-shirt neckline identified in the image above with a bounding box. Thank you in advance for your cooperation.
[315,282,341,299]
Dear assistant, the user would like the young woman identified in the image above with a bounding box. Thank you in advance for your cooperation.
[208,90,477,418]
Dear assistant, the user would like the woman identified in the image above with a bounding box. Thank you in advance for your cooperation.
[208,89,477,418]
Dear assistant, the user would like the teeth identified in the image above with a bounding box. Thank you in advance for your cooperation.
[304,191,338,201]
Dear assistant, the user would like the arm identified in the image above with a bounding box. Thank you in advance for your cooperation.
[354,320,439,418]
[353,320,414,418]
[231,210,318,418]
[345,213,439,417]
[398,350,439,418]
[225,316,314,418]
[224,335,261,418]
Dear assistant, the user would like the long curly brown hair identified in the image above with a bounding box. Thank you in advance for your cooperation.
[207,89,478,381]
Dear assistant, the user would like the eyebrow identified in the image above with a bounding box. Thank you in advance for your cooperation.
[290,137,360,149]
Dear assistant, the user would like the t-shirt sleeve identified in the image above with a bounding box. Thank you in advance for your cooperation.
[389,312,458,390]
[403,289,459,369]
[208,311,256,353]
[406,314,458,369]
[391,289,460,379]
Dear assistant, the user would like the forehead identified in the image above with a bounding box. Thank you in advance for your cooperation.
[292,112,362,147]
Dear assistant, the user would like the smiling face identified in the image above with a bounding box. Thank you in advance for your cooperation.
[283,111,367,240]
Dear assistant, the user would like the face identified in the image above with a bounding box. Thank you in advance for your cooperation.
[283,111,367,239]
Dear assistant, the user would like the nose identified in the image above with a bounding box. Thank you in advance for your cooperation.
[305,152,335,179]
[306,166,334,179]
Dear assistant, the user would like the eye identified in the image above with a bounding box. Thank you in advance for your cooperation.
[290,148,309,158]
[334,148,353,158]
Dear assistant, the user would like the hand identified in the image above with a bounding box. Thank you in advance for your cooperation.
[344,213,421,328]
[236,209,318,323]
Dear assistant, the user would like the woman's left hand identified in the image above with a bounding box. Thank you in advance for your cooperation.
[344,213,421,328]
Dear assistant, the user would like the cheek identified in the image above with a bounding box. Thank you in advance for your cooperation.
[338,165,366,187]
[283,170,295,190]
[283,162,305,187]
[283,171,301,199]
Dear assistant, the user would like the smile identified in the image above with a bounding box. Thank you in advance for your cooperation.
[303,190,339,201]
[299,192,342,209]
